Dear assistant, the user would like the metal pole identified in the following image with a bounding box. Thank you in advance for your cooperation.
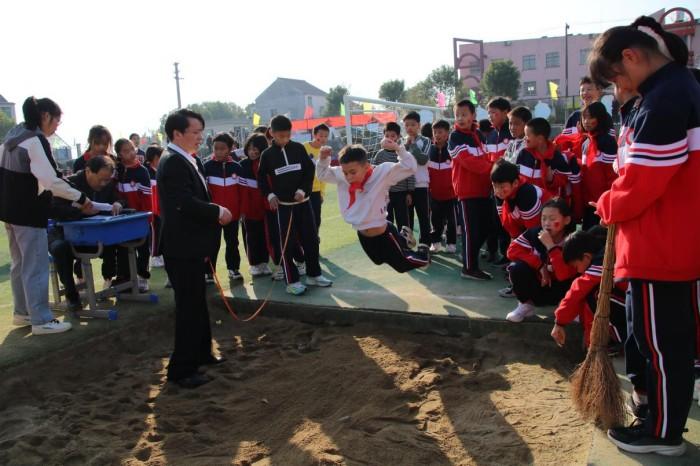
[343,95,352,145]
[564,24,570,99]
[174,62,182,109]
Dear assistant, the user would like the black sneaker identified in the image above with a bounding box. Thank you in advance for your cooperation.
[460,269,493,281]
[627,395,649,421]
[205,275,215,285]
[607,424,686,456]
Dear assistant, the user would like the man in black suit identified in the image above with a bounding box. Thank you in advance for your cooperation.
[158,109,233,388]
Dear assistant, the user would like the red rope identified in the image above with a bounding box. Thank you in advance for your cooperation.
[208,210,294,322]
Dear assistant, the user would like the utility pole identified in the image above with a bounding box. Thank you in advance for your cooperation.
[564,24,570,99]
[173,62,182,109]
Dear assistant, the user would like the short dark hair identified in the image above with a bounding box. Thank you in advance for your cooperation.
[582,101,613,135]
[432,119,450,132]
[270,115,292,132]
[86,155,115,174]
[562,227,607,263]
[384,122,401,136]
[526,118,551,139]
[339,144,368,164]
[421,122,433,139]
[164,109,205,140]
[145,145,163,163]
[490,158,520,183]
[114,138,131,156]
[402,111,420,123]
[487,97,511,112]
[86,125,112,152]
[253,125,269,134]
[129,133,140,140]
[244,133,269,157]
[313,123,330,135]
[455,99,476,113]
[212,132,235,149]
[509,106,532,124]
[589,16,688,87]
[578,76,603,89]
[479,119,493,133]
[22,96,61,131]
[542,197,576,233]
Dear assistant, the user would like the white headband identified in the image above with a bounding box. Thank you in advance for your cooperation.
[637,25,673,61]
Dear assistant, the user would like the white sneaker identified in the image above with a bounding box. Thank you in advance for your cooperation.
[250,263,272,277]
[138,276,150,292]
[306,275,333,287]
[295,261,307,276]
[32,319,72,335]
[498,287,515,298]
[693,379,700,401]
[400,226,417,249]
[228,270,243,280]
[150,255,164,268]
[102,278,112,290]
[429,242,443,253]
[506,302,536,322]
[12,314,31,327]
[272,268,285,281]
[445,244,457,254]
[286,282,307,296]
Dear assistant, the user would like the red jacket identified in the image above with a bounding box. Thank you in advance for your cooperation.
[239,157,270,221]
[597,63,700,281]
[203,157,242,220]
[515,142,572,198]
[146,164,160,217]
[427,144,455,201]
[496,180,550,238]
[116,161,152,214]
[555,258,628,347]
[507,227,578,282]
[581,132,618,205]
[448,125,495,200]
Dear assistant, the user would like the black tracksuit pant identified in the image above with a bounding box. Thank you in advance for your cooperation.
[388,191,410,232]
[210,221,241,272]
[458,197,493,273]
[243,218,270,266]
[430,198,457,245]
[275,201,321,284]
[409,187,431,246]
[624,279,698,440]
[358,222,429,273]
[508,260,571,305]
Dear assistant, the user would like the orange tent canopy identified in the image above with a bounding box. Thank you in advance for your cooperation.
[291,112,396,131]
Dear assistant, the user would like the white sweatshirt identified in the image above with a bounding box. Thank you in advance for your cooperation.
[316,147,416,231]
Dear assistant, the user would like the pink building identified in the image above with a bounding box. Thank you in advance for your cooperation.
[454,7,699,101]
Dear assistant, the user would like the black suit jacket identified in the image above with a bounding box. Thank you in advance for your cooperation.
[157,148,220,259]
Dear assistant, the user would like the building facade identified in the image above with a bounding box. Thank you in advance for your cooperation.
[0,95,16,121]
[254,78,327,121]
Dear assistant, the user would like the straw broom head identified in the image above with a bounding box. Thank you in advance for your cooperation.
[570,223,626,429]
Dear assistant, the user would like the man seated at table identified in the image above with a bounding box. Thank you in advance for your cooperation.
[49,155,124,311]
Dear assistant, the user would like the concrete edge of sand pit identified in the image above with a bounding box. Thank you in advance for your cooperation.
[219,296,586,358]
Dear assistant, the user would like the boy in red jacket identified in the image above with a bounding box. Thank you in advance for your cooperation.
[427,119,457,254]
[448,99,495,280]
[203,133,242,281]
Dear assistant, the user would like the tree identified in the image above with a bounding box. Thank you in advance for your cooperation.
[188,101,247,122]
[404,80,434,106]
[0,111,15,141]
[427,65,461,105]
[480,60,521,101]
[378,79,406,102]
[324,85,349,117]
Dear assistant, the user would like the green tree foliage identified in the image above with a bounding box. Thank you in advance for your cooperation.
[324,85,349,117]
[378,80,406,102]
[480,60,521,100]
[0,111,15,141]
[403,65,463,107]
[404,80,434,106]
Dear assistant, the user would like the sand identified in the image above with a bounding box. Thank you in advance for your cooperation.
[0,315,592,466]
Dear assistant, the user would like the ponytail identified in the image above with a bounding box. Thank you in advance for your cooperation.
[22,96,61,131]
[589,16,689,86]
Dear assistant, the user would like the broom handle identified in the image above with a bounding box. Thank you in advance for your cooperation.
[594,223,617,321]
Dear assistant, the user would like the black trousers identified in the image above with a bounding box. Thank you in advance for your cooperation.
[589,290,628,345]
[409,187,431,246]
[487,195,510,258]
[266,210,304,266]
[151,215,162,257]
[276,202,321,284]
[388,191,410,231]
[135,231,151,279]
[358,222,429,273]
[210,221,241,272]
[243,218,269,266]
[624,279,697,440]
[508,260,571,306]
[582,205,601,232]
[73,244,120,280]
[49,239,80,303]
[164,256,214,381]
[430,198,458,245]
[458,197,493,273]
[310,191,323,231]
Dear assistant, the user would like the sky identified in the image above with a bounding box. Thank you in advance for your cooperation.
[2,0,697,149]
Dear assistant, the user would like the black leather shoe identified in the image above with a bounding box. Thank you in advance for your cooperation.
[173,373,211,389]
[201,356,227,366]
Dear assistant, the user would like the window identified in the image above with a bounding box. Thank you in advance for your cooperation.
[523,81,537,97]
[307,96,312,106]
[545,52,560,68]
[522,54,536,71]
[579,48,591,65]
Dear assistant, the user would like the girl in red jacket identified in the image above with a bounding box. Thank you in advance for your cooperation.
[580,102,617,230]
[505,198,577,322]
[590,15,699,455]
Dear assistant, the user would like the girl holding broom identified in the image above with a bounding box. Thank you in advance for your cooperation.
[589,15,700,456]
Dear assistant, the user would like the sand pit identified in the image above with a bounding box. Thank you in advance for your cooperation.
[0,315,592,465]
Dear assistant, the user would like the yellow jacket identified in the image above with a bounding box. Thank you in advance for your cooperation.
[303,141,326,194]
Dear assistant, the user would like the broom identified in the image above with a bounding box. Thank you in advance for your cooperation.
[570,223,626,429]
